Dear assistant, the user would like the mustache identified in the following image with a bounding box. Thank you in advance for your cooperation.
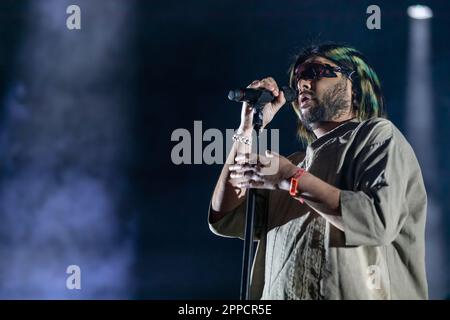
[299,90,315,97]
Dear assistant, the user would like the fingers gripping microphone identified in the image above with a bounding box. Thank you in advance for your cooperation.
[228,86,298,106]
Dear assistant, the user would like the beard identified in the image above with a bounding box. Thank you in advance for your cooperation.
[299,80,351,129]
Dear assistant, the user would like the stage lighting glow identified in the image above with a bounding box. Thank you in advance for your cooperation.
[406,6,447,298]
[407,5,433,19]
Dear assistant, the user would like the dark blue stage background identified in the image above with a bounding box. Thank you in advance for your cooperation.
[0,0,448,299]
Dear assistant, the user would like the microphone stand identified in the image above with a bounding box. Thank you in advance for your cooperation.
[240,103,264,300]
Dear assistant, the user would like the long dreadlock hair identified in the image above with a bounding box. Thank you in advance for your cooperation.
[288,42,385,144]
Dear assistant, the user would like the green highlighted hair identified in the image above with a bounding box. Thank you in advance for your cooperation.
[288,42,385,144]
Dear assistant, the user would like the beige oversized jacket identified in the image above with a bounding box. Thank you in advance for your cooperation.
[208,118,428,300]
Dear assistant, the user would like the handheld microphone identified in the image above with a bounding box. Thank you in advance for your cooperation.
[227,86,297,106]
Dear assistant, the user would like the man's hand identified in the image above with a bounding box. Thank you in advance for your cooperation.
[238,77,287,133]
[229,150,344,231]
[229,150,299,191]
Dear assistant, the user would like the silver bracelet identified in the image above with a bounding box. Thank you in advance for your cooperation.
[232,133,252,145]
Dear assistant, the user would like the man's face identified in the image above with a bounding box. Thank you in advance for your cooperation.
[294,56,353,128]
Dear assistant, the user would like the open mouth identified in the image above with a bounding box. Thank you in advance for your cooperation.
[299,95,312,108]
[301,96,310,103]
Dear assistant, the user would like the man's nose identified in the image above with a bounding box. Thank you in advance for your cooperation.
[298,79,312,91]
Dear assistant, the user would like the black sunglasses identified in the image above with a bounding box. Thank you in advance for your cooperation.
[294,62,355,82]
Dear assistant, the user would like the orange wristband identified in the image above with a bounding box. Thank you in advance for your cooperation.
[289,168,306,203]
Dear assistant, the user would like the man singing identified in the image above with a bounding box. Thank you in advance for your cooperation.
[208,43,428,300]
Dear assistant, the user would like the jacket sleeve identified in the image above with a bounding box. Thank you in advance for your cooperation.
[340,122,425,246]
[208,189,269,240]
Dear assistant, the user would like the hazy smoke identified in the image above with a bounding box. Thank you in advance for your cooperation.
[0,0,136,298]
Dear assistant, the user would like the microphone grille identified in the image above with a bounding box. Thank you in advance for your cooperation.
[281,86,298,103]
[228,89,243,102]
